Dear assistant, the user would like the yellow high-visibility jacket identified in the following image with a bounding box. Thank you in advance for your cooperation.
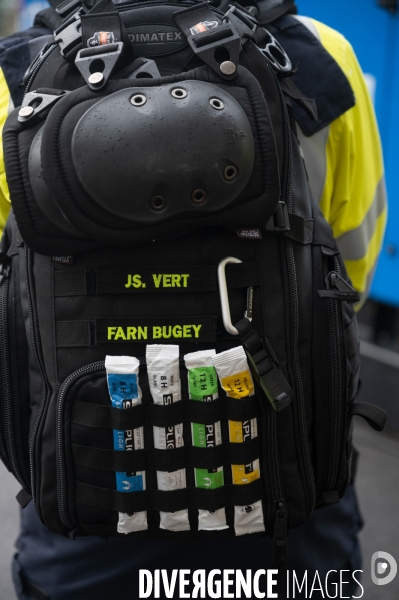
[0,17,387,306]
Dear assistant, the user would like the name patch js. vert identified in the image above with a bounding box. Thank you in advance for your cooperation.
[94,266,216,295]
[95,318,217,344]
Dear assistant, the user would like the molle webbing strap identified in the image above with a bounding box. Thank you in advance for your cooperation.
[72,436,262,472]
[75,477,265,513]
[53,262,260,296]
[72,396,261,429]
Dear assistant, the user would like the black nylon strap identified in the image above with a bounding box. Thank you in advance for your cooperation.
[81,0,135,67]
[280,78,318,122]
[349,402,387,432]
[235,318,293,412]
[285,214,314,244]
[72,436,262,472]
[173,2,222,39]
[72,397,261,429]
[33,7,63,30]
[317,289,360,303]
[81,11,121,48]
[16,488,32,508]
[256,0,296,24]
[75,478,265,513]
[54,262,260,297]
[78,522,188,537]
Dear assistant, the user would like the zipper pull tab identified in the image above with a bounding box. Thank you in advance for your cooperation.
[0,253,11,285]
[326,271,356,292]
[273,501,287,552]
[271,502,288,599]
[318,271,360,303]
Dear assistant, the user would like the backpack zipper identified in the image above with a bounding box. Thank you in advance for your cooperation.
[23,43,58,99]
[57,361,105,531]
[117,0,206,11]
[25,247,49,517]
[323,257,343,490]
[267,403,282,501]
[0,265,25,486]
[276,70,316,515]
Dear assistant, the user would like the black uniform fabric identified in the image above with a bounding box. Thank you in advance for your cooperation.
[270,15,355,136]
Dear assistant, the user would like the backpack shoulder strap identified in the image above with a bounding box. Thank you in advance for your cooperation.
[34,7,64,32]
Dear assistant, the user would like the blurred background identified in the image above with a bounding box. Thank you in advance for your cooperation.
[0,0,398,598]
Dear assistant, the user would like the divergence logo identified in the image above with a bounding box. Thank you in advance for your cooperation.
[371,552,397,586]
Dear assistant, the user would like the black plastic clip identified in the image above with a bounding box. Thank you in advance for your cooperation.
[257,27,292,75]
[223,5,257,43]
[317,271,360,303]
[128,58,161,80]
[248,336,293,412]
[75,41,123,90]
[234,316,294,412]
[54,10,83,57]
[18,90,66,123]
[55,0,85,18]
[187,22,241,80]
[265,201,290,234]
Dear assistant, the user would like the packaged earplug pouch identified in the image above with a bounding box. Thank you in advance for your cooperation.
[105,355,147,534]
[184,349,228,531]
[213,346,265,536]
[146,344,189,531]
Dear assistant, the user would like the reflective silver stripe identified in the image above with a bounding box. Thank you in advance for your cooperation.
[293,16,327,204]
[297,124,329,204]
[293,15,321,40]
[336,177,387,261]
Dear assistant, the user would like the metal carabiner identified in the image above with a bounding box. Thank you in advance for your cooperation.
[218,257,253,336]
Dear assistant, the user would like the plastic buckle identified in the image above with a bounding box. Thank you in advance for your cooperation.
[54,10,83,57]
[265,201,290,234]
[257,28,292,75]
[55,0,85,18]
[128,58,161,79]
[18,90,66,123]
[187,22,241,80]
[75,42,123,90]
[223,5,257,42]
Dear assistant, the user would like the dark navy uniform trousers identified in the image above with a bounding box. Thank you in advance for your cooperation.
[12,484,363,600]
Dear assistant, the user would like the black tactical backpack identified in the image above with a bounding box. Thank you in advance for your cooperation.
[0,0,387,581]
